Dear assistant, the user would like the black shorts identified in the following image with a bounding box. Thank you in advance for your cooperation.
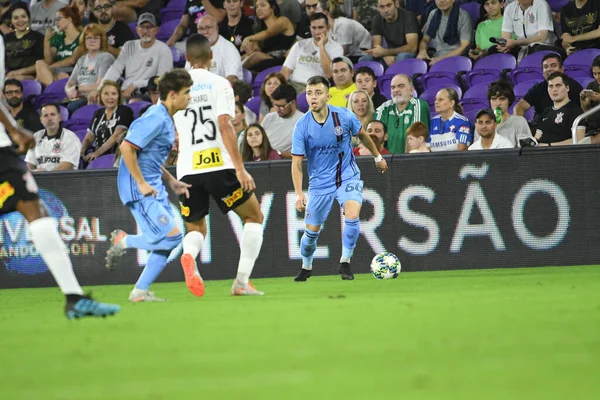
[179,169,252,222]
[0,147,39,216]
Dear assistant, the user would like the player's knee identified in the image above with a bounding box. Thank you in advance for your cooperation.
[242,212,263,225]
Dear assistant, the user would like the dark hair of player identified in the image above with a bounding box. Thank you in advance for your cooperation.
[186,33,212,65]
[157,69,194,101]
[306,75,330,89]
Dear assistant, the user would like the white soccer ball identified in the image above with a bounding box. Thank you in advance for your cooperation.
[370,252,401,279]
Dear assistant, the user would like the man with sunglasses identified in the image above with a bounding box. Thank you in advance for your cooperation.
[91,0,134,57]
[262,83,304,157]
[297,0,322,39]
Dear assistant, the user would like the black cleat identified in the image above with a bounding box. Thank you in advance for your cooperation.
[339,262,354,280]
[294,268,312,282]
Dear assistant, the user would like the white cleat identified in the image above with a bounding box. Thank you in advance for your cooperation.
[230,280,264,296]
[128,288,167,302]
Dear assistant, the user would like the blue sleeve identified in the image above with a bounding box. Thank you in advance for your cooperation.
[124,114,162,150]
[291,119,306,156]
[347,109,362,137]
[457,120,473,145]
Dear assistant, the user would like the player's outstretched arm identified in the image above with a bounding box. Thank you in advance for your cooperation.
[218,114,256,192]
[291,155,306,212]
[357,130,388,174]
[0,103,34,153]
[120,141,157,197]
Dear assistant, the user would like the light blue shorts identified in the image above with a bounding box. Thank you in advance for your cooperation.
[128,196,176,244]
[305,180,364,226]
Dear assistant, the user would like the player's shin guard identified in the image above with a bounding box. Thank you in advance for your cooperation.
[29,217,84,296]
[135,250,171,291]
[236,223,263,285]
[341,218,360,263]
[183,231,204,259]
[300,229,320,270]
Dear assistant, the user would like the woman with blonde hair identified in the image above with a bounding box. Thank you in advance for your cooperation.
[241,123,282,161]
[80,80,134,163]
[65,23,115,113]
[346,89,374,128]
[259,72,287,122]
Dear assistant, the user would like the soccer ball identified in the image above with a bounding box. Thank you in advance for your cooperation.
[370,252,401,279]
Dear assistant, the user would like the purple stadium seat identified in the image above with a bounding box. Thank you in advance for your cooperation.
[252,66,282,96]
[34,78,69,108]
[160,0,186,22]
[422,56,472,90]
[354,61,385,77]
[157,19,179,42]
[420,84,462,109]
[87,154,116,169]
[296,93,308,113]
[73,129,88,143]
[64,104,101,130]
[519,50,560,68]
[564,49,600,79]
[22,80,42,101]
[466,53,517,87]
[464,109,478,126]
[384,58,428,78]
[509,102,535,121]
[378,75,392,95]
[127,101,152,119]
[461,98,489,114]
[463,83,490,100]
[171,46,185,68]
[577,77,595,89]
[547,0,570,12]
[245,96,262,118]
[512,51,560,84]
[44,77,69,94]
[243,68,253,84]
[513,79,543,100]
[128,22,139,39]
[460,2,481,27]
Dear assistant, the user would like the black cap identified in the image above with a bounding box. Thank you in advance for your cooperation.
[476,108,496,120]
[143,76,160,93]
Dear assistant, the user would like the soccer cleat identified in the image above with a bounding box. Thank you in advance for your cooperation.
[180,253,205,297]
[105,229,127,270]
[128,288,167,302]
[339,262,354,280]
[65,295,121,320]
[231,281,264,296]
[294,268,312,282]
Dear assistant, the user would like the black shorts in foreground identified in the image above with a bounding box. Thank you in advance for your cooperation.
[179,169,252,222]
[0,147,39,215]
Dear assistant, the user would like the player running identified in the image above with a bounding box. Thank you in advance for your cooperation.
[174,34,264,296]
[0,35,119,319]
[105,69,194,302]
[292,76,388,281]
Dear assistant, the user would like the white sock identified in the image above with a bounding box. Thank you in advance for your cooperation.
[182,231,204,258]
[236,222,263,285]
[29,217,84,296]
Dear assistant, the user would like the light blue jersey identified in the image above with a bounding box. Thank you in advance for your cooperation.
[428,112,473,152]
[117,103,175,205]
[292,105,362,195]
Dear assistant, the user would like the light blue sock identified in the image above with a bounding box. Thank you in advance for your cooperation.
[125,233,182,251]
[341,218,360,263]
[135,250,170,290]
[300,229,320,270]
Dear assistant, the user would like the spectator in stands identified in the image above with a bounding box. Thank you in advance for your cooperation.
[374,74,430,153]
[329,56,357,107]
[322,0,372,63]
[360,0,418,66]
[70,0,89,26]
[262,83,303,156]
[354,66,387,109]
[136,75,160,116]
[195,14,243,82]
[36,5,83,87]
[560,0,600,55]
[101,13,173,99]
[535,72,586,146]
[418,0,472,66]
[65,24,115,113]
[469,108,513,150]
[278,0,302,29]
[31,0,65,34]
[429,87,472,151]
[80,80,134,161]
[404,0,437,26]
[259,71,287,122]
[219,0,254,53]
[353,120,389,156]
[281,12,343,93]
[406,121,431,153]
[240,0,296,71]
[167,0,226,47]
[580,56,600,136]
[492,0,558,60]
[514,53,583,122]
[241,123,282,161]
[233,101,248,149]
[112,0,164,24]
[469,0,506,62]
[25,103,82,171]
[482,80,534,147]
[91,0,135,58]
[346,89,374,128]
[296,0,321,39]
[3,79,44,133]
[0,0,12,36]
[5,3,45,81]
[231,79,257,124]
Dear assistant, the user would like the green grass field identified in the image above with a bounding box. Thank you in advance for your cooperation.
[1,266,599,400]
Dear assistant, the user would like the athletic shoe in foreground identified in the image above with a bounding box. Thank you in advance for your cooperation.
[105,229,127,270]
[294,268,312,282]
[180,254,205,297]
[231,280,264,296]
[65,295,121,320]
[339,262,354,280]
[129,289,167,302]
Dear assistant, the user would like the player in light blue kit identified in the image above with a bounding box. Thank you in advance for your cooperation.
[105,69,194,302]
[291,76,388,281]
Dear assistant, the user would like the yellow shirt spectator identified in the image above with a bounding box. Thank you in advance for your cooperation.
[329,83,357,107]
